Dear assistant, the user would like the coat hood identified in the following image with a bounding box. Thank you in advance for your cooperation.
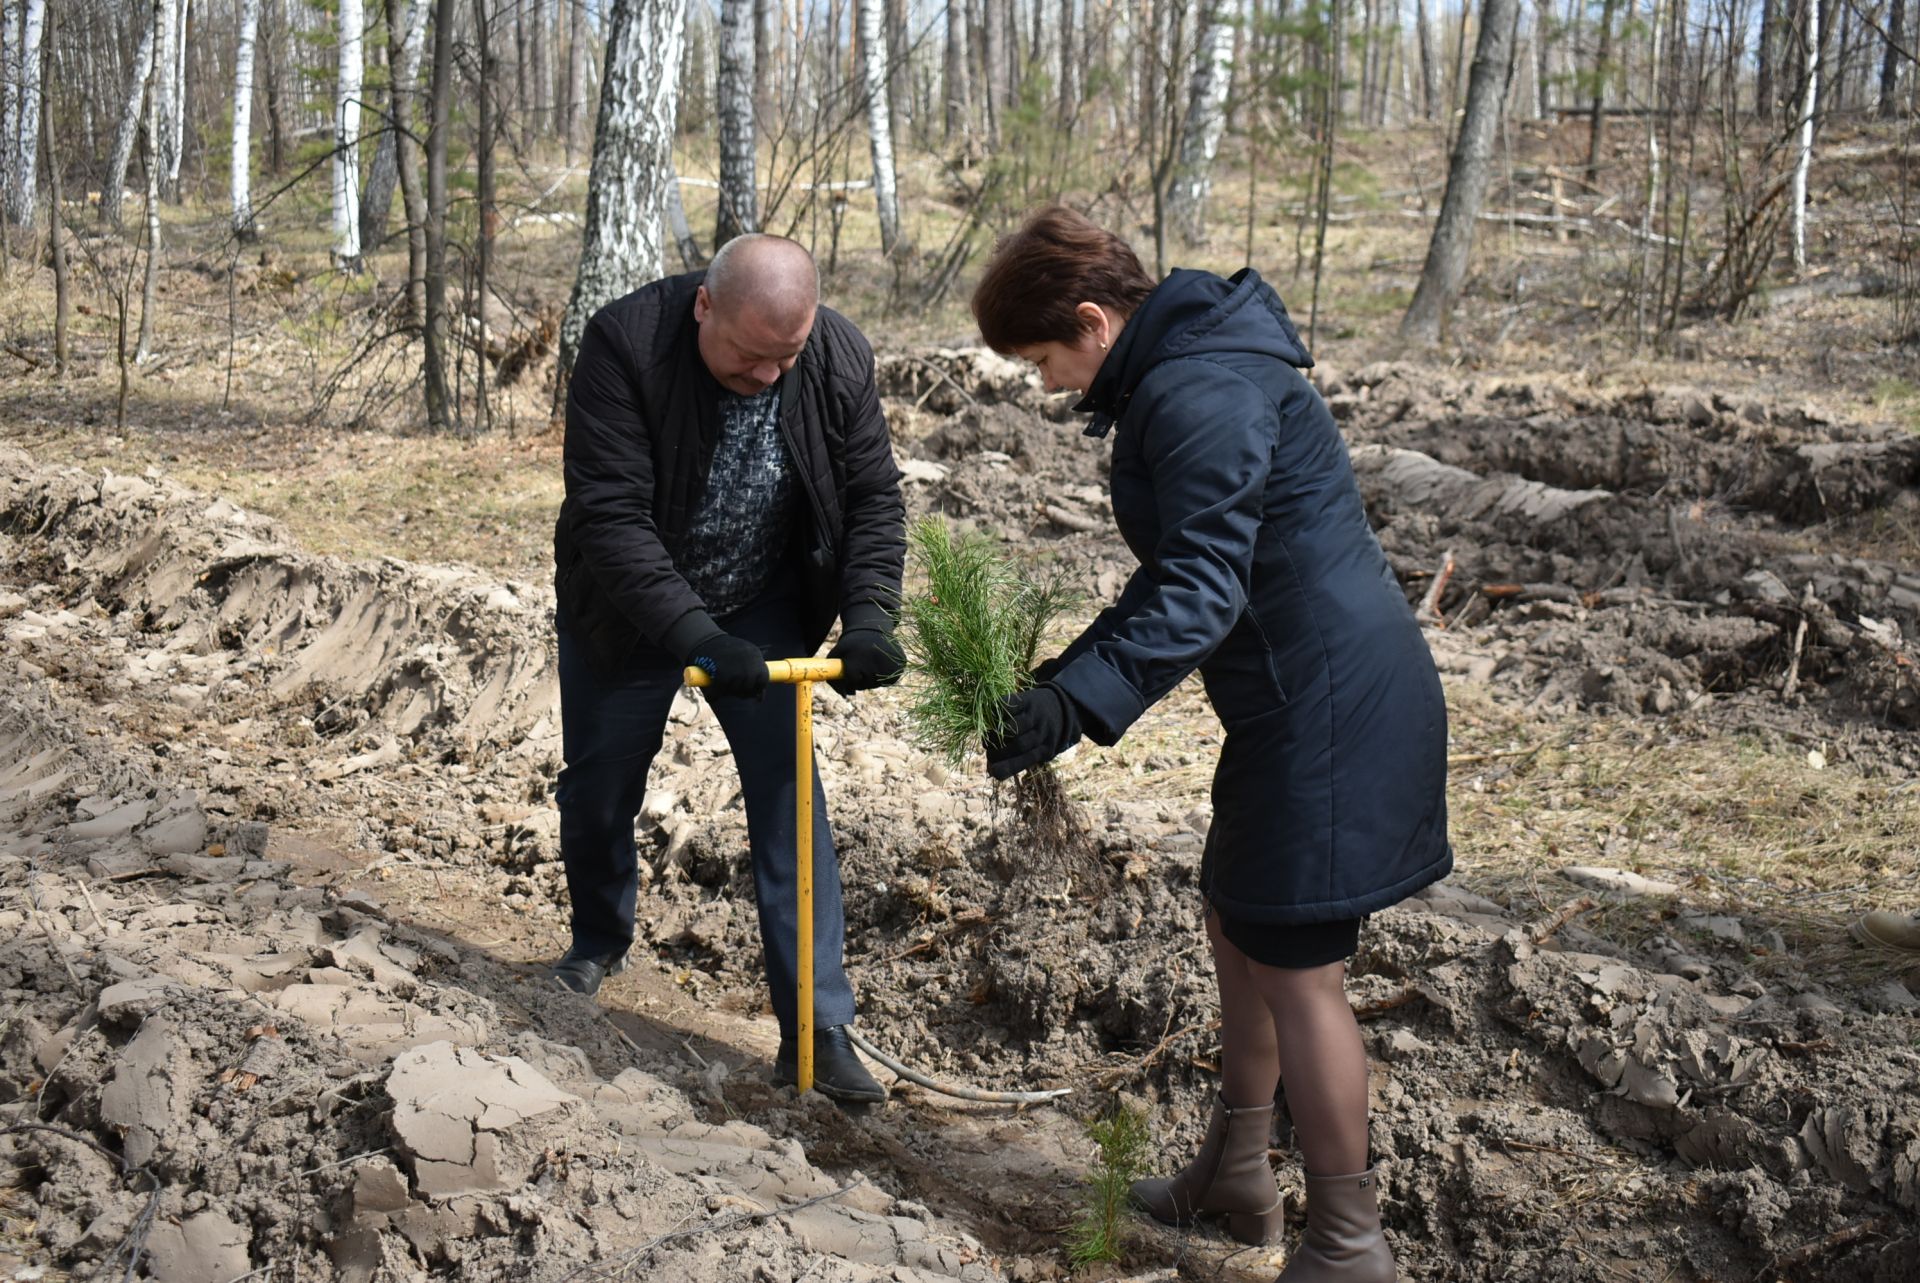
[1075,268,1313,435]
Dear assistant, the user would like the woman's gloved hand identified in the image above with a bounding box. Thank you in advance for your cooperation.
[1031,653,1067,685]
[984,682,1082,779]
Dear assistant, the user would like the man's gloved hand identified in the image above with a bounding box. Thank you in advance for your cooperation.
[685,630,770,700]
[827,604,905,697]
[984,682,1082,780]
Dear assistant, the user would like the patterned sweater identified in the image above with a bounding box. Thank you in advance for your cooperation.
[676,385,797,617]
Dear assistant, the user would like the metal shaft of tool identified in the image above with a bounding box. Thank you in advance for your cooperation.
[683,657,843,1094]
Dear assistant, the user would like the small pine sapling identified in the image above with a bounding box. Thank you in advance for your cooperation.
[1066,1102,1152,1269]
[895,517,1094,876]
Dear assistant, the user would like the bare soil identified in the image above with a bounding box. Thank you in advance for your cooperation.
[2,340,1918,1282]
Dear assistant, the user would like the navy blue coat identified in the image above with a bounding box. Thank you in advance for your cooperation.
[1049,268,1452,925]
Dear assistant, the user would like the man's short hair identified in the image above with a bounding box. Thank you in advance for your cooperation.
[706,234,819,330]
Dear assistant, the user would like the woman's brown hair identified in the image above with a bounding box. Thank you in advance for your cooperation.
[970,206,1156,354]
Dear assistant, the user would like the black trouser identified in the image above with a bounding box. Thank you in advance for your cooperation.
[554,592,855,1037]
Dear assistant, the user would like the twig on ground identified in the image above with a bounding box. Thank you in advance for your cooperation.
[551,1180,865,1282]
[1352,987,1424,1019]
[1420,549,1457,626]
[1531,897,1598,944]
[1781,616,1809,699]
[1759,1216,1888,1279]
[26,886,84,990]
[844,1029,1070,1104]
[1097,1019,1221,1089]
[1447,745,1546,767]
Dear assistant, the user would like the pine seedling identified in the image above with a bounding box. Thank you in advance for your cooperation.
[895,517,1093,873]
[1066,1103,1152,1269]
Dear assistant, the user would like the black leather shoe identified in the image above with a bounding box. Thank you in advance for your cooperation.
[772,1025,888,1104]
[548,944,629,997]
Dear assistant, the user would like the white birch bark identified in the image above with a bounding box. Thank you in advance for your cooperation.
[1,0,17,204]
[333,0,364,268]
[5,0,46,227]
[232,0,260,237]
[1791,0,1818,272]
[1166,0,1234,244]
[135,100,163,361]
[560,0,685,373]
[103,0,157,226]
[716,0,757,241]
[360,0,426,246]
[166,0,188,193]
[150,0,179,197]
[858,0,900,254]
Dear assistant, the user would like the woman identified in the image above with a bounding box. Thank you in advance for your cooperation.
[974,207,1449,1283]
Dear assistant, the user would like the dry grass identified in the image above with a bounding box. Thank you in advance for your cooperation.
[1442,681,1920,992]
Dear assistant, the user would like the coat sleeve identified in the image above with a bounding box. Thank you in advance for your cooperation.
[830,328,907,620]
[1052,362,1275,743]
[561,308,710,651]
[1047,568,1153,670]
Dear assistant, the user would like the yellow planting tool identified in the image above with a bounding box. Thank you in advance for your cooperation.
[683,656,843,1094]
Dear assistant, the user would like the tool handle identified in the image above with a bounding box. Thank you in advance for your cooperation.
[683,658,845,687]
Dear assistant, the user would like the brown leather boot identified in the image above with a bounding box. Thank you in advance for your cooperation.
[1129,1096,1284,1245]
[1276,1167,1395,1282]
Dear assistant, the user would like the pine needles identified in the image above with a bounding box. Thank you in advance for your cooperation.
[895,516,1096,878]
[1066,1103,1152,1269]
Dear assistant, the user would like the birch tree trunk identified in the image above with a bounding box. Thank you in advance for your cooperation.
[753,0,776,117]
[716,0,758,242]
[1791,0,1818,272]
[666,162,703,267]
[232,0,260,239]
[945,0,971,138]
[1881,0,1905,116]
[361,0,426,248]
[1416,0,1437,117]
[983,0,1006,140]
[559,0,686,377]
[103,0,157,226]
[135,99,163,360]
[1,0,17,221]
[858,0,901,253]
[385,0,427,321]
[1166,0,1234,244]
[40,0,67,370]
[1533,0,1550,113]
[1584,0,1617,172]
[1400,0,1520,343]
[163,0,187,197]
[6,0,45,228]
[333,0,365,270]
[563,0,586,158]
[425,0,455,428]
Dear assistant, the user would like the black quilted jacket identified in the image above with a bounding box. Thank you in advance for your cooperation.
[554,271,905,672]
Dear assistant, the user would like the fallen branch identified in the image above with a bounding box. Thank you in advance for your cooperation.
[1530,897,1598,944]
[845,1028,1070,1104]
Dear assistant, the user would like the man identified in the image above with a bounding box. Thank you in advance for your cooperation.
[551,234,905,1104]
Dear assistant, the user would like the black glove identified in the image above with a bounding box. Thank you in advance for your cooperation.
[684,630,769,700]
[1031,653,1067,685]
[827,604,905,697]
[984,682,1082,780]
